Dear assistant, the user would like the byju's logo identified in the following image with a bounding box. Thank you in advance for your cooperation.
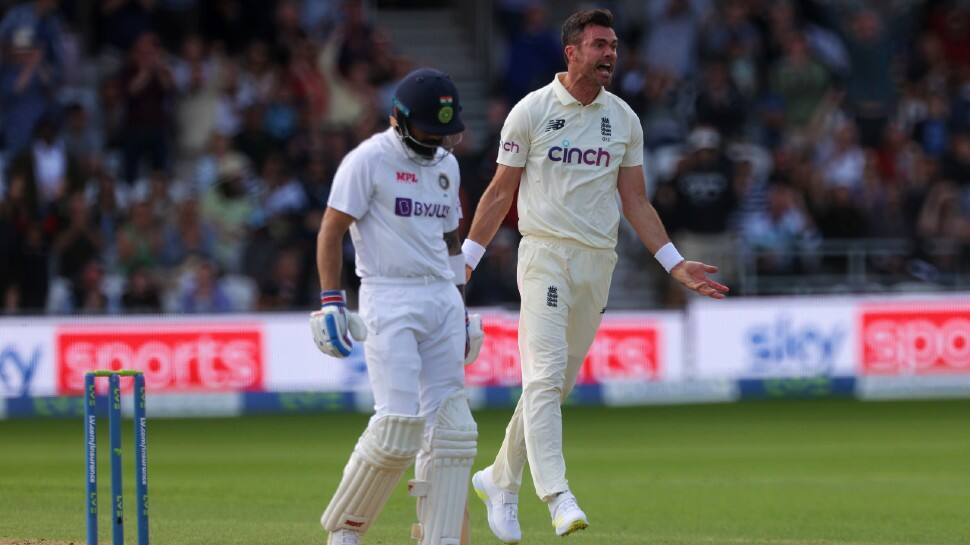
[502,140,520,153]
[545,119,565,132]
[395,197,413,217]
[745,316,845,376]
[394,197,450,218]
[548,145,611,167]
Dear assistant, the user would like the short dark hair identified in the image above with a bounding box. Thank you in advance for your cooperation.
[561,8,614,48]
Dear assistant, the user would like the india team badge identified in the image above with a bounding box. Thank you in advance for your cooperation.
[438,173,450,190]
[438,96,454,124]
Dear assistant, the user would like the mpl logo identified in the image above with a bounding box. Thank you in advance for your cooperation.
[745,316,846,377]
[861,308,970,375]
[395,171,418,184]
[0,344,42,396]
[57,324,264,394]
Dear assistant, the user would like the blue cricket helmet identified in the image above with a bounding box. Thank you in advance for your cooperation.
[392,68,465,136]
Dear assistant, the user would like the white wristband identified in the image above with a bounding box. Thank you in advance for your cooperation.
[654,242,684,273]
[462,239,486,270]
[449,254,466,284]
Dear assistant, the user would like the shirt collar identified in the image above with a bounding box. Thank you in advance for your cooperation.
[551,72,608,107]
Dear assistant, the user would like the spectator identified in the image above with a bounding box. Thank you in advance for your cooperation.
[742,183,819,275]
[7,117,83,211]
[69,258,112,314]
[502,4,562,104]
[0,0,64,154]
[770,33,831,130]
[120,32,175,184]
[121,265,162,313]
[116,199,162,274]
[643,0,710,80]
[174,35,221,158]
[816,120,865,191]
[694,58,747,138]
[51,192,101,281]
[0,168,48,312]
[200,154,254,272]
[62,102,104,170]
[255,152,306,224]
[97,0,156,53]
[656,127,738,281]
[177,258,233,313]
[161,198,217,268]
[257,245,304,310]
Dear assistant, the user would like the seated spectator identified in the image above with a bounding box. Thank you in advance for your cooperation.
[0,168,48,312]
[52,192,101,282]
[122,265,162,313]
[116,199,163,274]
[177,258,233,313]
[816,120,865,191]
[7,117,83,212]
[742,183,820,275]
[62,102,104,172]
[257,153,307,222]
[69,259,112,314]
[200,154,255,272]
[257,246,305,310]
[161,199,217,268]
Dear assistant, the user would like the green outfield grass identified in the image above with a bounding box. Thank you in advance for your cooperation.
[1,399,969,545]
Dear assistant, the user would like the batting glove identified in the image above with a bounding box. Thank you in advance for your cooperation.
[464,312,484,365]
[310,290,367,358]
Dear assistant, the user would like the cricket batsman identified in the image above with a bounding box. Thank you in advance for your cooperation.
[461,9,729,542]
[311,67,484,545]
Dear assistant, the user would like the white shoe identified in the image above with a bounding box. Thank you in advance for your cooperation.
[548,491,589,537]
[327,529,360,545]
[472,466,522,544]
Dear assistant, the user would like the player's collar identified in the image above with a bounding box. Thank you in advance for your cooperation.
[551,72,607,107]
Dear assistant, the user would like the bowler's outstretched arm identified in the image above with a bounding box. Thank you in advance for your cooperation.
[616,165,729,299]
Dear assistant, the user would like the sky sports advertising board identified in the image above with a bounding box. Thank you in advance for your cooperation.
[0,311,683,399]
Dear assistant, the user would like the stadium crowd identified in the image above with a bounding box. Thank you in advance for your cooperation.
[0,0,968,314]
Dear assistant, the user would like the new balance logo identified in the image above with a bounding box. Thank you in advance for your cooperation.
[545,119,565,132]
[546,286,558,308]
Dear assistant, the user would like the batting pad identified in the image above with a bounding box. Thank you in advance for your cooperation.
[321,414,425,534]
[409,393,478,545]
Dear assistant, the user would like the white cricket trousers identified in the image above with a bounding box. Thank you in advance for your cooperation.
[358,278,466,466]
[491,235,617,500]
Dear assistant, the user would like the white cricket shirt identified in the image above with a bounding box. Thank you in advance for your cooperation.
[497,73,644,249]
[327,128,461,281]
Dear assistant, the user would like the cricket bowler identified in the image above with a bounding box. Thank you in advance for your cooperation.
[461,9,729,542]
[311,67,484,545]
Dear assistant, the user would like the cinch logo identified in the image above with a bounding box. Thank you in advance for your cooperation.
[861,308,970,375]
[395,171,418,183]
[502,141,520,153]
[394,197,449,218]
[548,146,610,167]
